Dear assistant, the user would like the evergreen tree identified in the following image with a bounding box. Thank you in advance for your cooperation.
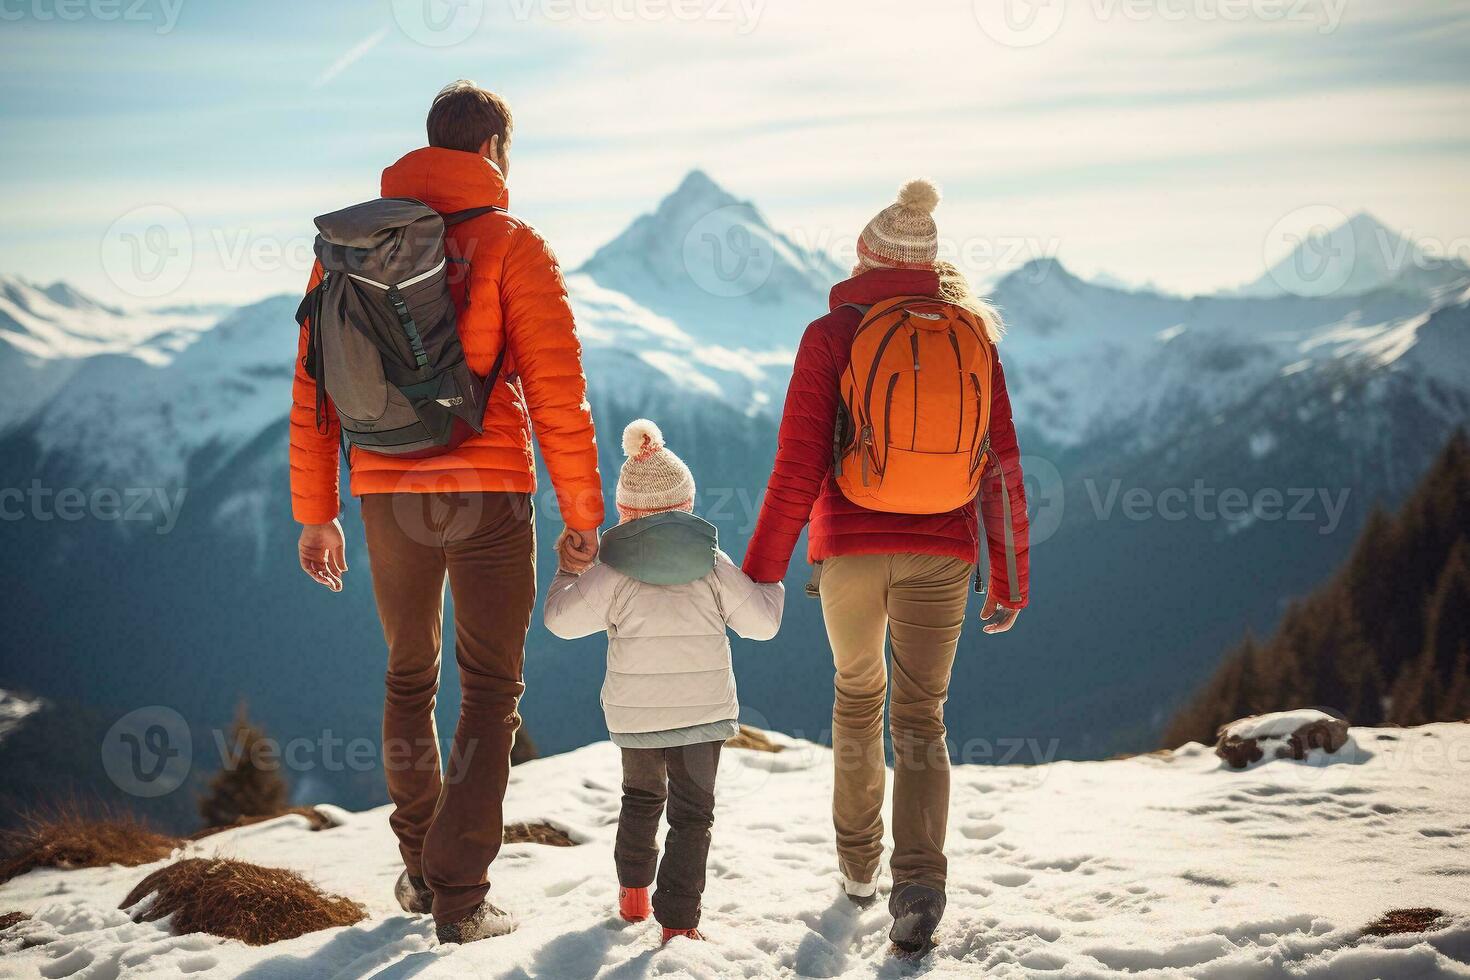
[1164,431,1470,746]
[198,705,289,829]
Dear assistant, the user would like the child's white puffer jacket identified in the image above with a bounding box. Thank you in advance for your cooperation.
[543,512,784,737]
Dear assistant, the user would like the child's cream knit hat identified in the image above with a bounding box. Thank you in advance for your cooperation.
[616,419,695,521]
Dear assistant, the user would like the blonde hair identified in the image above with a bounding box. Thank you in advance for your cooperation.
[935,261,1005,342]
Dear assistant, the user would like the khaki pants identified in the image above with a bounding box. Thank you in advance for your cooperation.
[820,553,971,893]
[361,491,535,926]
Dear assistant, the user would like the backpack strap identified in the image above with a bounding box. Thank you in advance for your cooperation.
[442,205,506,226]
[837,302,872,317]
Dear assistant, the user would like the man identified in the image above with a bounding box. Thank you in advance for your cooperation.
[289,80,603,944]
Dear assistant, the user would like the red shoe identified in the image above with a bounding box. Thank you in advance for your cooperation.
[661,927,704,944]
[619,886,652,923]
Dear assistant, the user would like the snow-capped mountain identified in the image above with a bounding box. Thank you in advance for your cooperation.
[1237,211,1470,300]
[994,256,1470,456]
[578,168,842,356]
[0,277,216,437]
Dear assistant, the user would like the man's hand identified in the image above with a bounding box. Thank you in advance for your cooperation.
[980,593,1021,634]
[555,526,599,574]
[298,519,347,592]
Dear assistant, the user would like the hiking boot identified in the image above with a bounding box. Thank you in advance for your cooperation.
[619,886,652,923]
[889,882,945,955]
[435,899,516,945]
[395,870,432,915]
[842,875,878,909]
[661,927,705,944]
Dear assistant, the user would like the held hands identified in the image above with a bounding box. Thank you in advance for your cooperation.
[556,525,600,574]
[298,519,347,592]
[979,593,1021,634]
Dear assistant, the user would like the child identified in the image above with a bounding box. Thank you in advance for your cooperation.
[544,419,784,943]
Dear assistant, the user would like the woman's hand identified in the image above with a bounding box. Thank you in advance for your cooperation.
[980,593,1021,634]
[298,519,347,591]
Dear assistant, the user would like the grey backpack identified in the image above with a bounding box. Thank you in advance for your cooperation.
[295,197,505,457]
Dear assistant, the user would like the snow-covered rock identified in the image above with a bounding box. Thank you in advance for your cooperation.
[2,723,1468,978]
[1215,708,1352,770]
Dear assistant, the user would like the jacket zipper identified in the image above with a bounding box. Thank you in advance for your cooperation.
[949,329,964,453]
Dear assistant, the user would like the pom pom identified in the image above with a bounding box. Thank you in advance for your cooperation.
[622,418,665,460]
[896,178,940,215]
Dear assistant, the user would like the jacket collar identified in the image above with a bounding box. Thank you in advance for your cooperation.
[829,268,942,311]
[380,147,510,213]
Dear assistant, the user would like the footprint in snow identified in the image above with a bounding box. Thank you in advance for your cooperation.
[959,822,1003,841]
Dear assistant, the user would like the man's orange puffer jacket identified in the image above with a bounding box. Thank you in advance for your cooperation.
[289,147,604,530]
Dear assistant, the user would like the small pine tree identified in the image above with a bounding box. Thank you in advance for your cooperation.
[198,706,289,829]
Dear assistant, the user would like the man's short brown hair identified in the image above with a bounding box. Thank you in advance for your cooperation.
[426,80,513,153]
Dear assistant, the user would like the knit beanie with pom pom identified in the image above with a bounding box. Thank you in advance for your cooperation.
[616,419,696,521]
[855,178,941,273]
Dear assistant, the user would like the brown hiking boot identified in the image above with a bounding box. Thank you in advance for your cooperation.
[435,899,516,945]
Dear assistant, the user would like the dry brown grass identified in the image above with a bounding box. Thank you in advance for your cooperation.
[189,806,337,840]
[503,821,576,846]
[1362,907,1447,937]
[121,858,364,946]
[726,725,784,753]
[0,911,29,930]
[0,808,181,884]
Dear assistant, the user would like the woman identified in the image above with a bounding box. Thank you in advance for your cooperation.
[741,179,1030,953]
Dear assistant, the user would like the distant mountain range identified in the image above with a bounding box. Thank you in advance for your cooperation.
[1,172,1466,829]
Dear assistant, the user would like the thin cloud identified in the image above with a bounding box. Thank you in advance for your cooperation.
[313,27,389,89]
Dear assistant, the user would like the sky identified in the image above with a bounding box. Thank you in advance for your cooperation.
[1,0,1468,305]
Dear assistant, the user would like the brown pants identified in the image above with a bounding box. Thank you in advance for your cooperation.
[614,741,722,930]
[361,491,535,925]
[820,553,971,895]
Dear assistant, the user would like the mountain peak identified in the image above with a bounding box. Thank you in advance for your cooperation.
[660,168,743,216]
[1239,210,1466,300]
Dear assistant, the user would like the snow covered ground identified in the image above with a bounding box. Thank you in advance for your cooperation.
[2,723,1468,979]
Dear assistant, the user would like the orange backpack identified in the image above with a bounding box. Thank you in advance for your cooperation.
[834,296,994,514]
